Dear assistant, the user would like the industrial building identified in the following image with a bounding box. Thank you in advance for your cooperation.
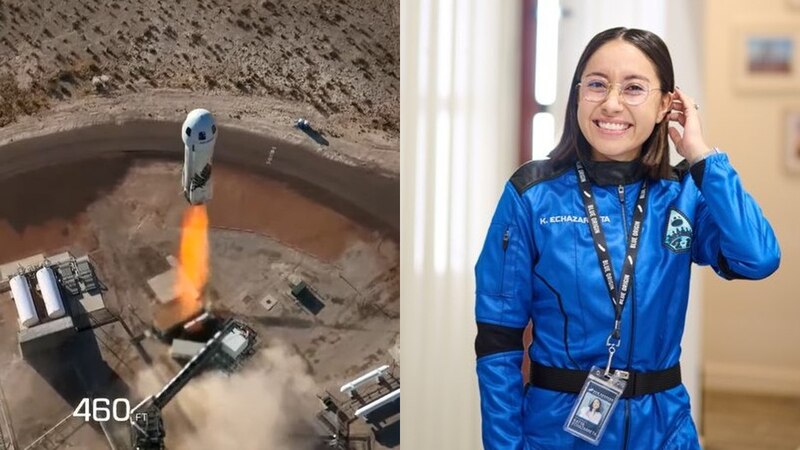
[169,339,206,361]
[316,364,400,449]
[0,251,110,357]
[168,317,258,371]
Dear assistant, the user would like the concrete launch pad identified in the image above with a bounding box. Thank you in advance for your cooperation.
[152,300,205,338]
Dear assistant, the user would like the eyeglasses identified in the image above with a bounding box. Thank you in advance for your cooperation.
[577,78,663,106]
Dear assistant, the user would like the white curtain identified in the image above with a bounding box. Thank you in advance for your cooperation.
[401,0,522,448]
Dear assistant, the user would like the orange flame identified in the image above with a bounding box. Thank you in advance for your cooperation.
[174,205,209,310]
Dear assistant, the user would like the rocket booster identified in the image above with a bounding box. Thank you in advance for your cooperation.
[181,109,217,205]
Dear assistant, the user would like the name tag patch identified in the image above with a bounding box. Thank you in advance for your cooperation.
[540,215,610,225]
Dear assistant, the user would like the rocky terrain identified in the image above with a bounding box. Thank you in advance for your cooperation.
[0,0,399,141]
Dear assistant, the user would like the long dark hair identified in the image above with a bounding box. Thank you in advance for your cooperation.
[547,27,675,179]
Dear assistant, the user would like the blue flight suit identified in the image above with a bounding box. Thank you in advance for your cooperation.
[475,153,780,449]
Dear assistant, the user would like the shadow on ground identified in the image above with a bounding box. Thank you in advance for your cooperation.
[298,126,330,146]
[366,397,399,448]
[26,329,134,447]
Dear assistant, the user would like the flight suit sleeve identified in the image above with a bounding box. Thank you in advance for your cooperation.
[690,152,780,280]
[474,181,536,450]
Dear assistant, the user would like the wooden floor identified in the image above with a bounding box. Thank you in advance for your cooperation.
[702,390,800,450]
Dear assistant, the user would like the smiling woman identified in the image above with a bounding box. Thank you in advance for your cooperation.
[475,27,781,450]
[576,39,673,163]
[550,28,677,175]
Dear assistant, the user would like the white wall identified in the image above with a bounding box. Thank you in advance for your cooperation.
[664,0,707,425]
[702,0,800,397]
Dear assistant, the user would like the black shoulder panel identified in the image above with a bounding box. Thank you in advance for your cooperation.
[510,160,570,194]
[667,159,691,182]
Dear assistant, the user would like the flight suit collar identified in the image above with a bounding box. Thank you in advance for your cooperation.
[582,158,645,186]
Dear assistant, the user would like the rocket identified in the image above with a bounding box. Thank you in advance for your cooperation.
[181,109,217,205]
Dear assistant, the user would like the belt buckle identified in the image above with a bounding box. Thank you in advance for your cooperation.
[613,369,630,380]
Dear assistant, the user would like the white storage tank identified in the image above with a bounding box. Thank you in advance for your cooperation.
[10,275,39,327]
[36,267,66,319]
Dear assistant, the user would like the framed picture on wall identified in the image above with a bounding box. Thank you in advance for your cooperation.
[733,24,800,92]
[786,109,800,173]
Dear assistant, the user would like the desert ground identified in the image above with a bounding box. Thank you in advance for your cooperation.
[0,1,398,449]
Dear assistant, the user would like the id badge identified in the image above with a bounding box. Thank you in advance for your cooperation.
[563,366,628,445]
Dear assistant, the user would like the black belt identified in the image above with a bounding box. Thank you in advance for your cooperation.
[529,362,682,398]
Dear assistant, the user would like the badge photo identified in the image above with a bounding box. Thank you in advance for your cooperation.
[563,367,626,445]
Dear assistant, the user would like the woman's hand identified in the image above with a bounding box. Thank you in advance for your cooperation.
[667,88,713,163]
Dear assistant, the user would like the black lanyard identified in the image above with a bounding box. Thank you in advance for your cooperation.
[575,161,648,370]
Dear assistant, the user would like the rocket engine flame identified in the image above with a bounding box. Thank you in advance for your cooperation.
[174,205,209,310]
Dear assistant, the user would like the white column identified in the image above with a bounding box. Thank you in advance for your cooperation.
[665,0,706,430]
[402,0,521,448]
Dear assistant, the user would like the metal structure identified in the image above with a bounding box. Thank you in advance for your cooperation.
[130,319,257,449]
[6,253,109,357]
[339,366,399,419]
[339,365,390,398]
[316,394,375,450]
[316,365,400,449]
[10,274,38,327]
[54,257,99,297]
[35,267,66,319]
[169,339,205,361]
[354,389,400,419]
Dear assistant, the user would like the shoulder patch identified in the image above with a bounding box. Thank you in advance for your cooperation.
[667,160,691,182]
[510,160,570,194]
[664,206,693,253]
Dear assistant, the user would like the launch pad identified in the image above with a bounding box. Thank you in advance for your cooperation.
[146,259,207,339]
[131,318,258,450]
[151,299,205,340]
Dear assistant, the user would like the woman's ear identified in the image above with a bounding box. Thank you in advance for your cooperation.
[656,92,673,124]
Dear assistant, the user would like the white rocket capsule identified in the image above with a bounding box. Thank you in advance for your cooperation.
[181,109,217,205]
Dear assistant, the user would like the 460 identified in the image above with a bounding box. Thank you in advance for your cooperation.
[72,398,131,422]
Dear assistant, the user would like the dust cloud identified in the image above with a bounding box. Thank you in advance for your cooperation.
[133,343,325,450]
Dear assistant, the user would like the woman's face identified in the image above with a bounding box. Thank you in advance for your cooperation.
[591,399,601,410]
[577,39,672,162]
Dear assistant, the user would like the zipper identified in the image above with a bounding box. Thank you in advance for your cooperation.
[500,227,510,293]
[617,184,634,368]
[617,184,632,363]
[617,185,627,229]
[618,184,632,450]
